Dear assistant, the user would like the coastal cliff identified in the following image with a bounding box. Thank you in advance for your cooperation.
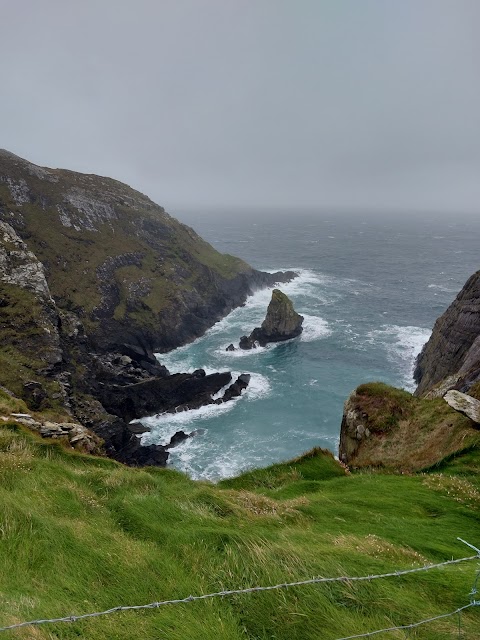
[414,269,480,396]
[340,269,480,471]
[0,149,294,465]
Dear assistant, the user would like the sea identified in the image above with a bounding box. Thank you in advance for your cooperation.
[139,211,480,481]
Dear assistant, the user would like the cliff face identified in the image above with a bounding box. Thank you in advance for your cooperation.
[0,149,289,357]
[0,149,293,464]
[414,270,480,396]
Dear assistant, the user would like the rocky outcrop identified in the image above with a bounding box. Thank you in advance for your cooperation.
[7,414,103,454]
[98,371,233,423]
[339,382,480,471]
[338,391,372,464]
[237,289,303,350]
[0,149,296,467]
[414,270,480,396]
[444,390,480,424]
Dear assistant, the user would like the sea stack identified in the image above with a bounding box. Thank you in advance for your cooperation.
[238,289,304,349]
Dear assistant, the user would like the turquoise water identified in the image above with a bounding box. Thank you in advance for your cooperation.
[140,211,480,480]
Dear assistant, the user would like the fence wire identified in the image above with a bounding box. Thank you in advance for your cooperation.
[334,601,479,640]
[0,553,478,633]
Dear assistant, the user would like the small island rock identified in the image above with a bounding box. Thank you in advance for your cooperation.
[238,289,303,349]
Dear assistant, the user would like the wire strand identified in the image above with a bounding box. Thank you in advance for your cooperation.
[334,602,479,640]
[0,554,477,632]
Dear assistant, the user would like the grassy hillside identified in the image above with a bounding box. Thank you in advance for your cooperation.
[0,420,478,639]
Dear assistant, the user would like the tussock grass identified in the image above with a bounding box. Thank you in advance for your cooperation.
[0,422,478,638]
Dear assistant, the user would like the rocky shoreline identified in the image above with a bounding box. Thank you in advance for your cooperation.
[0,148,297,467]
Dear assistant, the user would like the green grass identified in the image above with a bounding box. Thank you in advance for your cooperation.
[0,423,478,639]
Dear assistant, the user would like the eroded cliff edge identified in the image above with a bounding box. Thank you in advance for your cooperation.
[340,269,480,471]
[0,149,294,465]
[414,269,480,397]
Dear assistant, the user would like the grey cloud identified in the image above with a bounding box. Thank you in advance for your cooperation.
[1,0,479,213]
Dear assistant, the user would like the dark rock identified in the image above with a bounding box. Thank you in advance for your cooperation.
[115,435,169,467]
[192,368,206,377]
[98,371,232,423]
[221,374,251,402]
[127,422,150,435]
[22,381,48,410]
[226,343,236,351]
[239,335,256,350]
[166,430,190,449]
[415,270,480,395]
[239,289,303,349]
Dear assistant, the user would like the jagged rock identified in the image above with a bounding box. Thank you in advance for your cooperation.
[338,392,371,463]
[166,430,190,449]
[221,374,251,402]
[415,270,480,395]
[22,381,48,411]
[444,390,480,424]
[226,343,235,352]
[99,371,233,422]
[239,335,256,350]
[239,289,303,349]
[11,415,103,454]
[114,436,168,467]
[0,221,52,299]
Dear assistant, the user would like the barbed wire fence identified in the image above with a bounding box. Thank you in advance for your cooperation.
[0,538,478,637]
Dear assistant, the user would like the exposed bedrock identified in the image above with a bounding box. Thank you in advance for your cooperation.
[97,371,232,424]
[443,390,480,424]
[414,270,480,396]
[236,289,303,350]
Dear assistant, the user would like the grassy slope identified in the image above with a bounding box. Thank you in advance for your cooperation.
[0,424,478,639]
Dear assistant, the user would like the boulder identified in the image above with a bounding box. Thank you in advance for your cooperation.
[166,430,190,449]
[443,390,480,424]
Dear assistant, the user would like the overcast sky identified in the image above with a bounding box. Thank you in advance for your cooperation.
[1,0,480,214]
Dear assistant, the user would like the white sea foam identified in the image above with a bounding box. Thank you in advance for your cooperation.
[245,372,271,400]
[216,344,271,359]
[300,314,331,341]
[427,283,458,293]
[140,401,236,447]
[366,325,432,391]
